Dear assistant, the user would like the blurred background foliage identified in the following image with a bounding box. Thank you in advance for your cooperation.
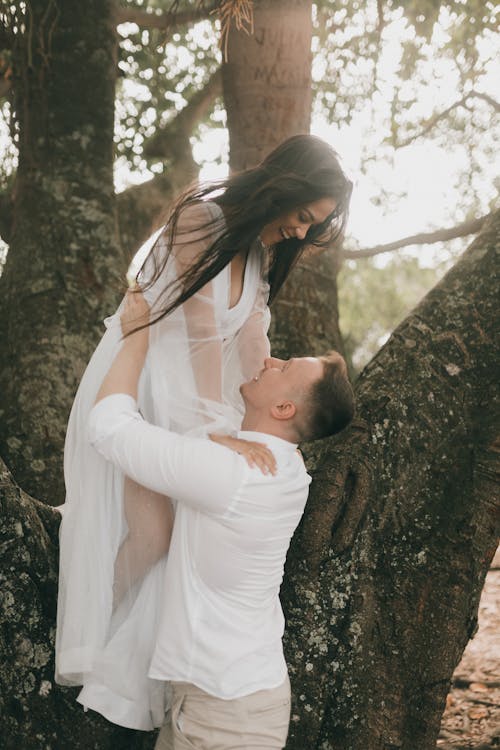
[0,0,498,372]
[338,254,449,372]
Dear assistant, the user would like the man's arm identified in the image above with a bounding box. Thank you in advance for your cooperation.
[90,291,247,514]
[88,395,246,514]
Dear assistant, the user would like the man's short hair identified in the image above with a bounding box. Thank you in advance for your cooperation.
[299,351,355,442]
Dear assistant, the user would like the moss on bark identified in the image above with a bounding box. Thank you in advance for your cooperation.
[281,210,500,749]
[1,215,497,749]
[0,0,124,502]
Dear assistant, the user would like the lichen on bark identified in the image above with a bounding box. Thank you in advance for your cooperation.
[281,210,500,750]
[1,213,497,749]
[0,0,125,502]
[0,455,155,745]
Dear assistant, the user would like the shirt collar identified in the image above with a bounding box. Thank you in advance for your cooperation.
[237,430,298,455]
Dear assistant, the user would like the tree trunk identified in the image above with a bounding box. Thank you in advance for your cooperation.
[281,209,500,749]
[117,174,177,266]
[221,0,344,357]
[270,248,345,358]
[1,214,497,749]
[0,458,154,750]
[1,4,497,748]
[222,0,313,171]
[117,68,223,256]
[0,0,123,503]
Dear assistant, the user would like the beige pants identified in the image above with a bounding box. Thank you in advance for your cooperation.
[155,676,291,750]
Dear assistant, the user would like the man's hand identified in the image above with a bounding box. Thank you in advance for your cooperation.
[209,434,277,475]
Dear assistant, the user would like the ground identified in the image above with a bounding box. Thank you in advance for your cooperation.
[437,547,500,749]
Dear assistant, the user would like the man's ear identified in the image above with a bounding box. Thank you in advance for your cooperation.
[270,400,296,421]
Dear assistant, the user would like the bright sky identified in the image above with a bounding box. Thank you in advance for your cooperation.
[117,8,498,273]
[191,122,477,254]
[1,7,497,276]
[128,114,484,278]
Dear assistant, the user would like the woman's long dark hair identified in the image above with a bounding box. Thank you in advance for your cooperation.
[136,134,353,328]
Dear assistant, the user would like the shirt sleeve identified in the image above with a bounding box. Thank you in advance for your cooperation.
[88,394,247,515]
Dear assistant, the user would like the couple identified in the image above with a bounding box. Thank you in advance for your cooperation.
[89,289,354,749]
[55,134,354,747]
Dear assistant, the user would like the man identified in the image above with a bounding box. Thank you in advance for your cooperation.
[88,292,355,749]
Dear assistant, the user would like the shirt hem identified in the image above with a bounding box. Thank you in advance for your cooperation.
[148,665,288,701]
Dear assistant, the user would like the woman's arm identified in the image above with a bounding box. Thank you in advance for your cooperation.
[237,276,271,381]
[173,203,224,404]
[95,291,150,405]
[94,288,277,475]
[209,433,277,475]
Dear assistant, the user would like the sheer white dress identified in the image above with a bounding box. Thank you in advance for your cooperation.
[55,201,271,730]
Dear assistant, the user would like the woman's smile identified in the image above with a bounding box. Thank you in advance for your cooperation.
[259,196,337,247]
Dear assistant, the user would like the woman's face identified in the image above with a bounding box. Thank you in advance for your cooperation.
[259,196,337,247]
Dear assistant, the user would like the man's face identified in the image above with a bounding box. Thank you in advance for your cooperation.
[240,356,324,411]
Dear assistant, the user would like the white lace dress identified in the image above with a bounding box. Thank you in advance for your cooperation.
[55,201,271,730]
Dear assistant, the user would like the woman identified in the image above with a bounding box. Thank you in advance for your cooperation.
[56,134,352,730]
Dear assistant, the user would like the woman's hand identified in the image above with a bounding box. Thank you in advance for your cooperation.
[95,290,151,405]
[120,288,150,341]
[209,434,277,475]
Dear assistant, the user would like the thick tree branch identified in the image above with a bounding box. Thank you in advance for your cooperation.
[117,172,175,259]
[283,209,500,749]
[115,2,218,31]
[143,67,222,160]
[0,21,12,49]
[395,90,500,148]
[118,68,221,253]
[471,90,500,112]
[0,188,13,245]
[342,211,493,260]
[0,78,11,97]
[118,68,223,250]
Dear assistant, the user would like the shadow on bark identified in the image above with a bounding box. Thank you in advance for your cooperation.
[0,212,498,749]
[0,460,156,749]
[281,210,500,749]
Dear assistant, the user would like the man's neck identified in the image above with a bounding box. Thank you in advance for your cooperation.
[240,414,296,443]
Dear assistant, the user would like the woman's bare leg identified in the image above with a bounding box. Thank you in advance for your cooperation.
[113,476,174,607]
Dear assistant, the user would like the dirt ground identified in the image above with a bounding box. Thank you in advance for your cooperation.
[437,546,500,749]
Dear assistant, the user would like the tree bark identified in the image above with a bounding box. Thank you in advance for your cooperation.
[0,458,155,750]
[220,0,344,356]
[116,174,175,267]
[0,0,123,503]
[114,2,218,31]
[222,0,313,171]
[270,248,345,358]
[1,4,498,748]
[1,211,497,749]
[117,69,223,258]
[281,209,500,749]
[342,212,491,259]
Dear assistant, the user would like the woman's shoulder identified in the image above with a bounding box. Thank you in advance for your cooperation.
[177,199,224,229]
[167,200,226,267]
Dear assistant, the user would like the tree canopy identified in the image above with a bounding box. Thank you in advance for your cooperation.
[1,0,498,365]
[0,3,498,749]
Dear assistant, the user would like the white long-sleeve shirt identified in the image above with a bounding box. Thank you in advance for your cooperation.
[88,393,311,699]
